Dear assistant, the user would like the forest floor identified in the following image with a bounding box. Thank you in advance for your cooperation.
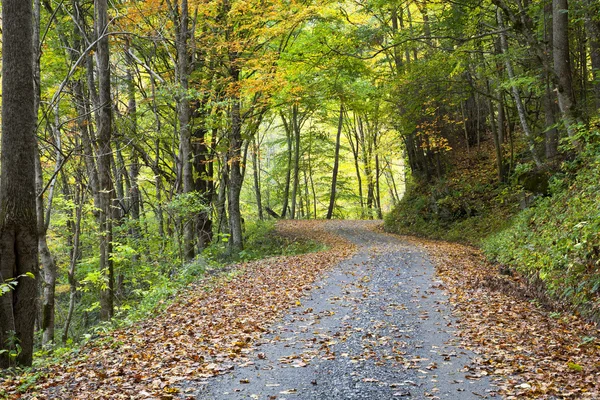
[1,220,599,399]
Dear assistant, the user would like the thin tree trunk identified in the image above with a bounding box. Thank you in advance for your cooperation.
[252,138,263,220]
[346,114,364,216]
[498,8,543,168]
[280,112,292,218]
[326,103,344,220]
[216,156,229,236]
[62,184,83,344]
[228,95,244,252]
[290,104,301,220]
[33,0,58,347]
[489,97,505,182]
[585,0,600,109]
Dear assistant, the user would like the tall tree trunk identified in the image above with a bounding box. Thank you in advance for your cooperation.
[0,0,38,367]
[228,94,244,252]
[216,155,229,236]
[490,97,505,182]
[290,104,301,220]
[95,0,114,321]
[585,0,600,109]
[62,182,83,344]
[498,8,543,168]
[252,138,264,220]
[36,110,62,346]
[553,0,581,143]
[125,44,141,236]
[33,0,58,347]
[175,0,195,260]
[192,125,213,250]
[280,112,292,218]
[375,153,383,219]
[346,116,364,216]
[303,167,311,219]
[326,103,344,220]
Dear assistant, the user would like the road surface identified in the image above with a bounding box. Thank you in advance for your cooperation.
[183,221,497,399]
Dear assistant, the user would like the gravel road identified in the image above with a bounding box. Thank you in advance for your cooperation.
[187,221,497,399]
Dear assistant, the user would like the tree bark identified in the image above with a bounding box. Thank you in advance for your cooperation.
[346,114,364,216]
[326,103,344,220]
[95,0,114,321]
[553,0,580,138]
[252,138,264,220]
[497,8,543,168]
[228,94,244,252]
[584,0,600,109]
[290,104,301,220]
[280,112,292,218]
[0,0,38,368]
[174,0,195,260]
[62,183,83,344]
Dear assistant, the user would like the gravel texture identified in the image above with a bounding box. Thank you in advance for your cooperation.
[184,221,497,399]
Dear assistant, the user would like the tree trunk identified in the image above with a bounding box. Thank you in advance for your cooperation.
[498,8,543,168]
[62,184,83,344]
[552,0,577,137]
[346,114,364,216]
[290,104,301,220]
[490,97,505,182]
[227,62,244,253]
[175,0,195,260]
[553,0,581,143]
[585,0,600,109]
[280,112,292,218]
[326,103,344,220]
[33,0,58,347]
[252,138,264,220]
[375,154,383,219]
[0,0,38,368]
[95,0,114,321]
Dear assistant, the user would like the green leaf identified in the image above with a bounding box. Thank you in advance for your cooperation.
[567,362,583,372]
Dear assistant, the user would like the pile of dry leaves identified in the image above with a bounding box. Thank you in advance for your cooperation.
[0,221,355,399]
[407,236,600,399]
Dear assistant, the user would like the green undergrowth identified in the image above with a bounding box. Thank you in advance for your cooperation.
[205,220,326,264]
[384,143,517,244]
[483,143,600,321]
[385,130,600,322]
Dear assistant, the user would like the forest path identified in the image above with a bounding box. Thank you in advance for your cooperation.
[185,220,496,399]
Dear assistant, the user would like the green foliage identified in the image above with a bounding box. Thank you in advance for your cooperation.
[0,273,35,297]
[384,177,512,245]
[203,220,326,264]
[0,331,22,366]
[483,140,600,320]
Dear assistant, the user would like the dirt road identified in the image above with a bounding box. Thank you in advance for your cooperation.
[188,221,497,399]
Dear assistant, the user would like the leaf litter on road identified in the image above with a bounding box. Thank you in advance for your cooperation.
[0,221,356,399]
[401,235,600,399]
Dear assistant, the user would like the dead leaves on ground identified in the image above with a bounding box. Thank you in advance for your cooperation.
[405,236,600,399]
[0,221,355,399]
